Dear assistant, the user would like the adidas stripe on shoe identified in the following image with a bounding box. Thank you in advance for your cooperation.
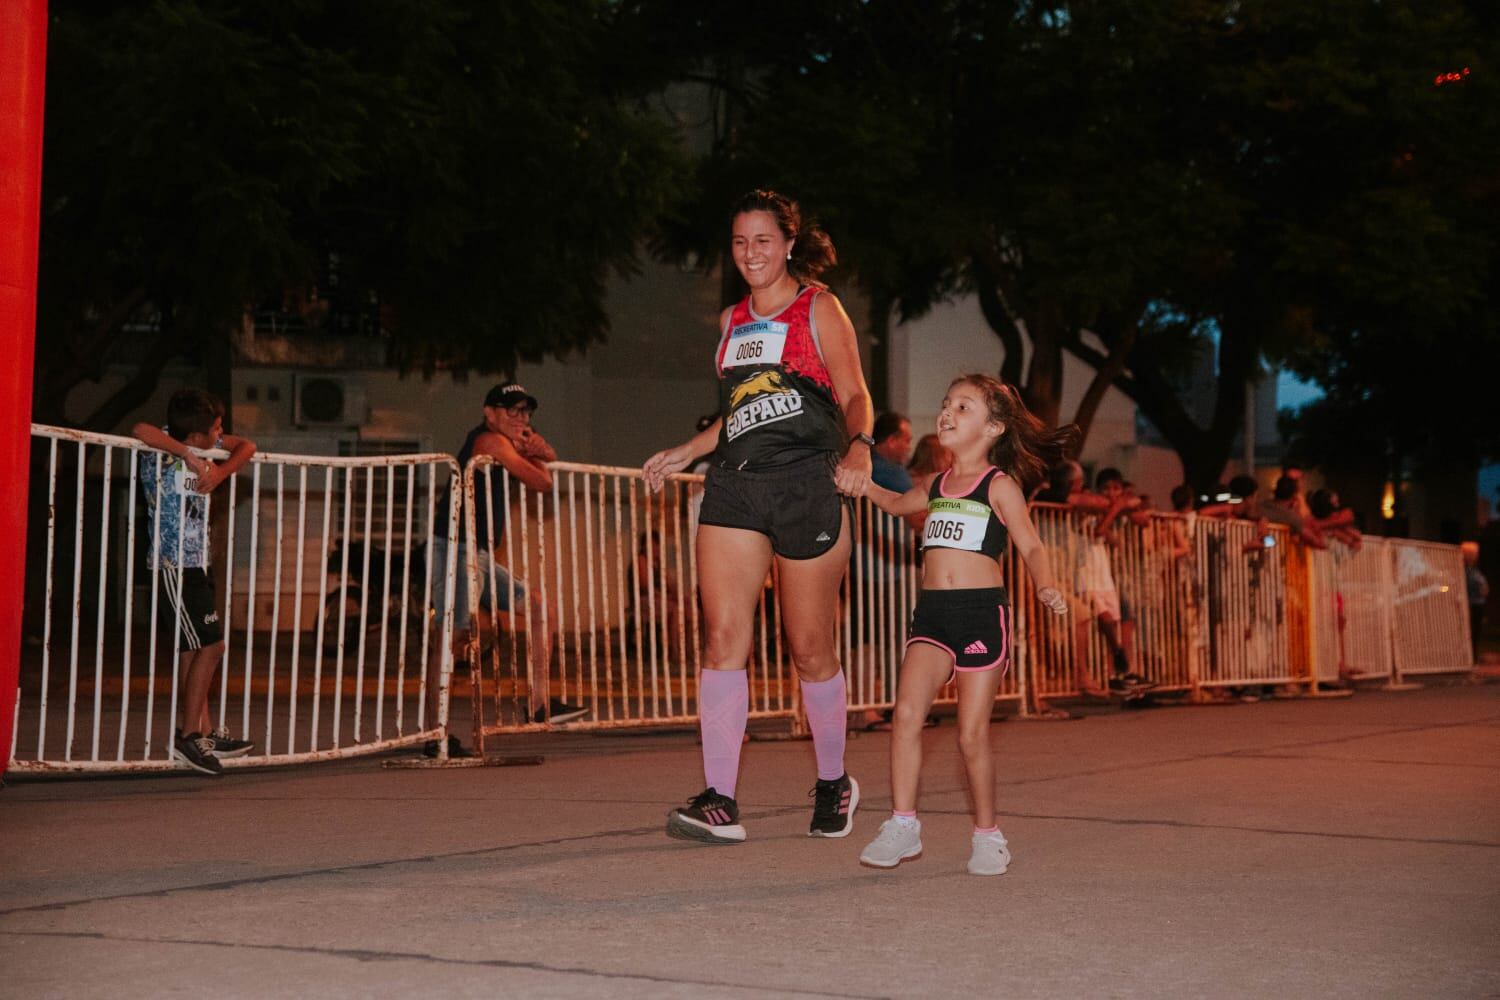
[808,774,859,838]
[666,787,747,844]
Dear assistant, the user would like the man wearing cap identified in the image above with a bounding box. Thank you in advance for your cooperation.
[427,384,586,755]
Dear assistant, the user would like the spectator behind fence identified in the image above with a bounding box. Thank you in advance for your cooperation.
[1042,461,1153,698]
[133,389,258,775]
[1464,541,1488,660]
[428,383,585,756]
[871,411,915,493]
[1168,484,1196,560]
[1095,469,1151,692]
[1281,462,1313,521]
[1262,475,1328,548]
[1308,488,1364,550]
[863,411,920,555]
[908,433,954,479]
[1200,475,1272,553]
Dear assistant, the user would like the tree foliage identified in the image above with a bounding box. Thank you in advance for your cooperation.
[37,0,686,428]
[645,0,1497,488]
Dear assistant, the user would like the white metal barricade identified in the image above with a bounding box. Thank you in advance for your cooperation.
[1305,539,1395,684]
[1194,518,1301,690]
[1388,538,1473,676]
[1022,505,1204,704]
[12,424,459,773]
[461,459,814,743]
[16,430,1479,774]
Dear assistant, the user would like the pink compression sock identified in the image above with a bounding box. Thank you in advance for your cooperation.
[800,671,848,781]
[698,669,748,798]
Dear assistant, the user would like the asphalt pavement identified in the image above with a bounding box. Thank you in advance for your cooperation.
[3,682,1498,998]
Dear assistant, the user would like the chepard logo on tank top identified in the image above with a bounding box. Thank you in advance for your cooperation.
[726,370,803,440]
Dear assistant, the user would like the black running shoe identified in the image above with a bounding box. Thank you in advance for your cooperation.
[172,729,223,776]
[666,787,746,844]
[808,773,859,838]
[207,726,255,759]
[532,699,590,725]
[422,735,473,759]
[1109,672,1157,692]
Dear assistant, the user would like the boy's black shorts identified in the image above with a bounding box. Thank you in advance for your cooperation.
[158,566,224,650]
[699,452,847,560]
[907,587,1010,675]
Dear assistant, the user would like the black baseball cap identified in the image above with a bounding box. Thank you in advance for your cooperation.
[484,383,538,410]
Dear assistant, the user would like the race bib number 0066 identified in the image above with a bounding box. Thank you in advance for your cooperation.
[723,320,789,368]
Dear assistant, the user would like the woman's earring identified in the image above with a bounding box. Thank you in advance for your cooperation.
[786,252,792,260]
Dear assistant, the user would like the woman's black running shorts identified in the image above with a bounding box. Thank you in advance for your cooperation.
[699,452,846,560]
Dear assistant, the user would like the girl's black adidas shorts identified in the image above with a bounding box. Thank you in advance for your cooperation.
[699,452,847,559]
[907,587,1011,675]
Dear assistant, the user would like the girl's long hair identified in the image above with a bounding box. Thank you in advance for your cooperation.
[951,374,1079,493]
[731,189,837,287]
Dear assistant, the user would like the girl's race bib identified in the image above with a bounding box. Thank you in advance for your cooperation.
[923,498,989,552]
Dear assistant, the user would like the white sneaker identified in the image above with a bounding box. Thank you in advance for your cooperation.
[859,817,922,868]
[967,829,1011,876]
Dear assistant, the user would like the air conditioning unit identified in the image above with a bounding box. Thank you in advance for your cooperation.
[292,374,368,428]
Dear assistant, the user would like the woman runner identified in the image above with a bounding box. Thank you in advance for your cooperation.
[643,190,875,844]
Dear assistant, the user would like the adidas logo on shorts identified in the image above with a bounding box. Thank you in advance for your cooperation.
[963,640,989,655]
[816,532,831,542]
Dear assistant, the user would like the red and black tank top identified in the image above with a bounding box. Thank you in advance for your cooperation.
[714,286,845,469]
[923,467,1010,558]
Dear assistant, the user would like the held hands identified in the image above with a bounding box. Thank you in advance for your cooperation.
[1037,587,1068,616]
[833,445,873,498]
[642,445,693,494]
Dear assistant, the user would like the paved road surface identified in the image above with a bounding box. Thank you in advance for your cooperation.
[4,684,1498,998]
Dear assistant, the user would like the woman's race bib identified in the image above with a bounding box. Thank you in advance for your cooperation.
[923,498,989,552]
[722,320,788,369]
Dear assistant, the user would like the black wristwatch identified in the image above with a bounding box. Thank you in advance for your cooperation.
[850,432,875,449]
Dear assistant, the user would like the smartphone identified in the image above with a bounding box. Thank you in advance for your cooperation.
[1261,534,1276,548]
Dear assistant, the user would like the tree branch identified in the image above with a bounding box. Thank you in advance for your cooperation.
[970,247,1024,387]
[1071,322,1139,448]
[1064,328,1207,464]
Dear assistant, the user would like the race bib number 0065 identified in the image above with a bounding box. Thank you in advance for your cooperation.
[923,497,990,552]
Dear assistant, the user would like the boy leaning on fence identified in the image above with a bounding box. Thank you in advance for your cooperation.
[132,388,257,776]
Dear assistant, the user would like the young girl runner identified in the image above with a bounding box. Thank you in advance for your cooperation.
[856,375,1072,875]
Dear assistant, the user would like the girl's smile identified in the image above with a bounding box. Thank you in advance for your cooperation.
[936,384,1000,450]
